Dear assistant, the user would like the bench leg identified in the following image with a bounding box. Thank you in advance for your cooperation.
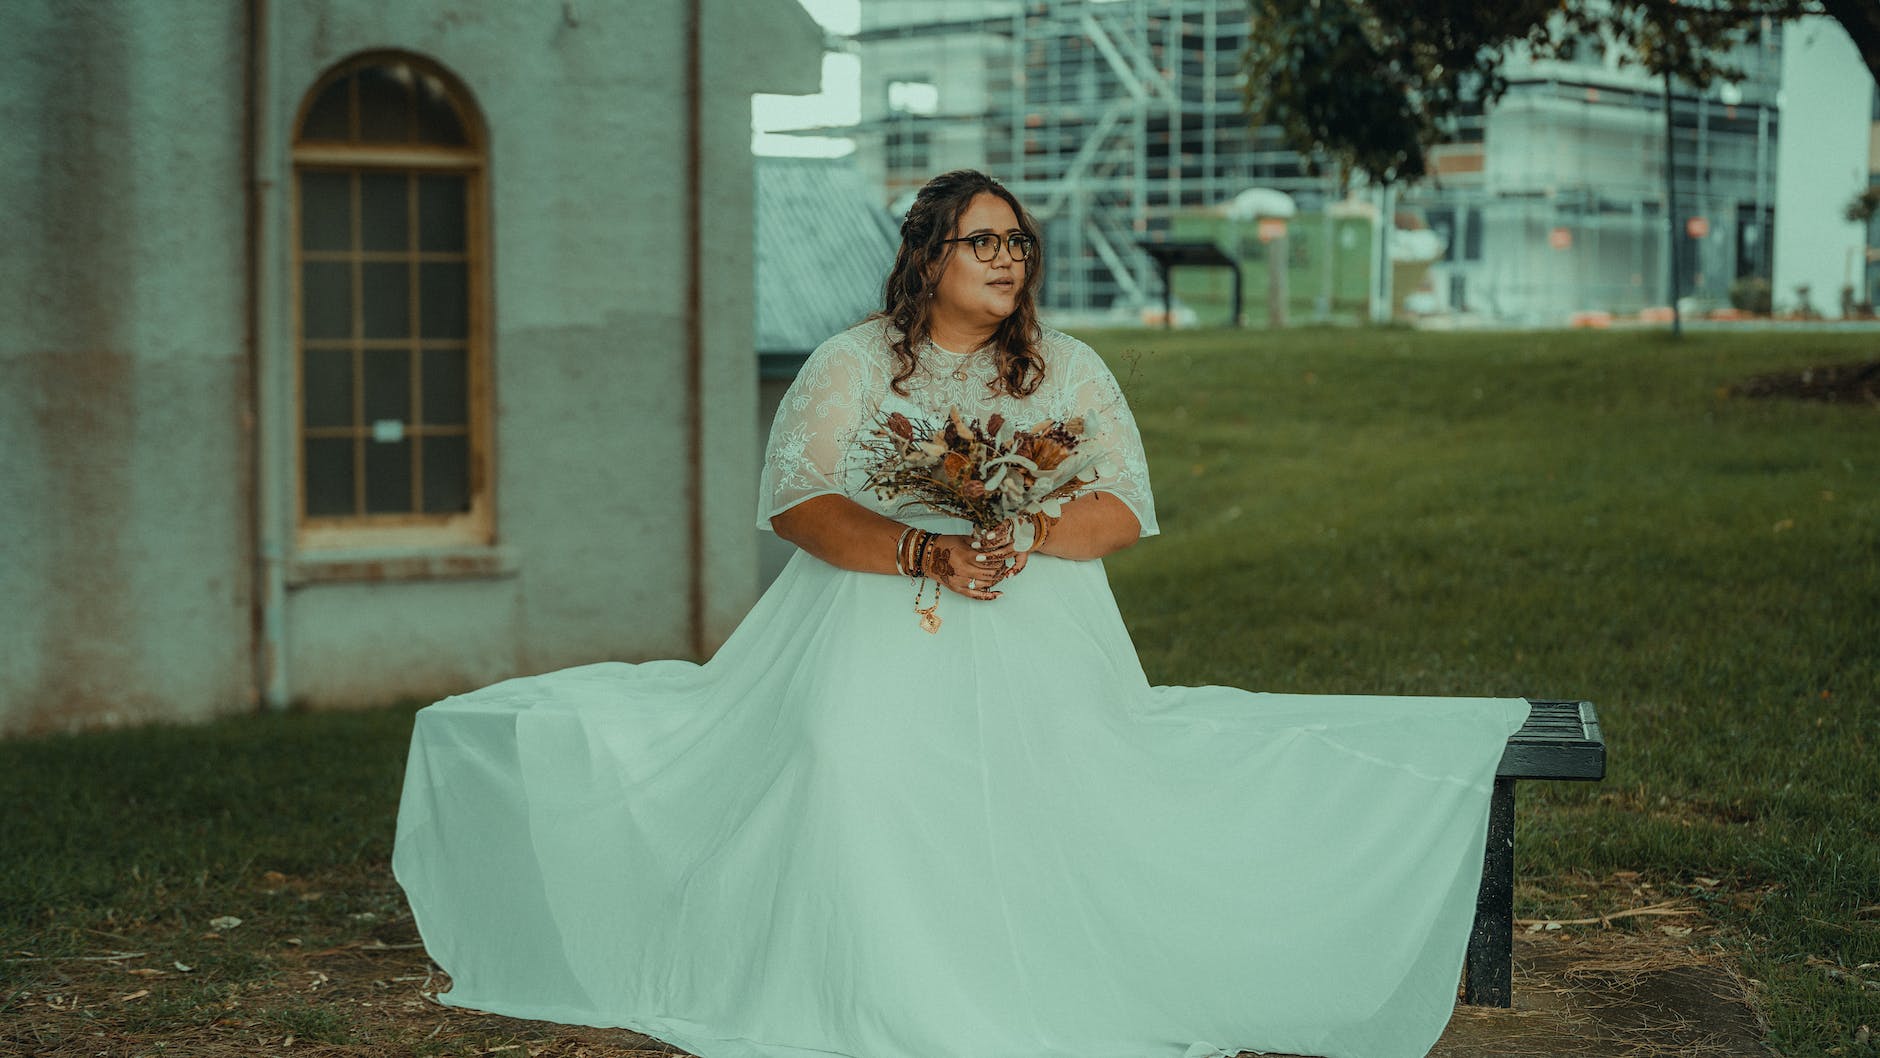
[1464,775,1516,1007]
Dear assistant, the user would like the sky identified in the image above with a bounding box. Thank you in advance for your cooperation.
[751,0,862,157]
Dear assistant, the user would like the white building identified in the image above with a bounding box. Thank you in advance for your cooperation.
[1773,16,1877,316]
[0,1,824,734]
[824,0,1877,324]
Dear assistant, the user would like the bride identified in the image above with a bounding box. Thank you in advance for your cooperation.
[393,170,1530,1058]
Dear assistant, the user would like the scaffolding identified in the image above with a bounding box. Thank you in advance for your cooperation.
[835,0,1785,322]
[849,0,1323,315]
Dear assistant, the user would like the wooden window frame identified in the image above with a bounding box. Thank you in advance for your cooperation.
[291,52,494,552]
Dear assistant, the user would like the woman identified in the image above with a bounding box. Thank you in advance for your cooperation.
[394,171,1530,1058]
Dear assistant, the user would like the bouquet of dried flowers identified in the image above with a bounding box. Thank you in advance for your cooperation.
[858,407,1114,551]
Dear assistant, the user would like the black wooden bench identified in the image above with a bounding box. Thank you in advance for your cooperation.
[1462,698,1607,1007]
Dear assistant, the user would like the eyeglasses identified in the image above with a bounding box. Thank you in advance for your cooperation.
[940,232,1036,262]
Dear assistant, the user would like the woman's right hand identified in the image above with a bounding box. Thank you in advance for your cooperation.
[922,533,1013,601]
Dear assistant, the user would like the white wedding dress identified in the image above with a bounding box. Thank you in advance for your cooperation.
[393,320,1529,1058]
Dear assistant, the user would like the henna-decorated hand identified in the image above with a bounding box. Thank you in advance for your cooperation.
[923,533,1012,600]
[970,520,1030,580]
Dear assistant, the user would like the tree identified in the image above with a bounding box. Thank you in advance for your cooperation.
[1244,0,1880,185]
[1848,186,1880,226]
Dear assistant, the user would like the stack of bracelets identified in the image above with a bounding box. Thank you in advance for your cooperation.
[893,515,1056,633]
[892,512,1055,581]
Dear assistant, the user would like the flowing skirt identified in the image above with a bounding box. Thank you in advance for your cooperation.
[393,536,1529,1058]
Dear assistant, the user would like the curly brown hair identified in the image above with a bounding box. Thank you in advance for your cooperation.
[875,169,1045,398]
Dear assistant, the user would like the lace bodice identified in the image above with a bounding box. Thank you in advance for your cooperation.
[757,319,1158,536]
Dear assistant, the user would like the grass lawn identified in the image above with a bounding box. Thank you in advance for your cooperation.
[3,326,1875,1056]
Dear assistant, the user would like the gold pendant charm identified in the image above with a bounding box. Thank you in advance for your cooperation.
[952,363,969,382]
[913,576,940,633]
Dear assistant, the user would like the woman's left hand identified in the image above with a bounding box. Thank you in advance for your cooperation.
[969,521,1030,581]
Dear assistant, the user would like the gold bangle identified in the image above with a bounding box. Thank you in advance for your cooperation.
[1029,510,1053,553]
[894,525,917,576]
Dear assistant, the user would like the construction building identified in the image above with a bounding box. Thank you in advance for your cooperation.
[821,0,1803,324]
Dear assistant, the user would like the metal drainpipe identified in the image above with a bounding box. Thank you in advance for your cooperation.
[685,0,706,659]
[247,0,290,709]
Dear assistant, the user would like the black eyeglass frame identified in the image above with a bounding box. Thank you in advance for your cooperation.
[939,232,1037,262]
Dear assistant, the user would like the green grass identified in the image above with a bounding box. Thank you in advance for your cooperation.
[2,326,1875,1054]
[1091,325,1879,1053]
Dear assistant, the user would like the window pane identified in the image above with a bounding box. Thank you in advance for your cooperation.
[299,172,351,252]
[360,172,409,252]
[303,348,354,428]
[420,262,468,339]
[302,262,352,339]
[304,437,356,516]
[420,347,467,425]
[421,435,470,513]
[418,175,466,252]
[364,438,414,513]
[301,76,351,140]
[415,75,467,145]
[361,261,411,338]
[357,63,414,143]
[362,348,411,424]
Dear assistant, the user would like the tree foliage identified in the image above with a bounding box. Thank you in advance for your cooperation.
[1243,0,1877,185]
[1847,186,1880,225]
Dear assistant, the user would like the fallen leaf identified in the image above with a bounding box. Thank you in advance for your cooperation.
[209,916,242,932]
[174,961,194,973]
[126,968,163,977]
[119,989,150,1002]
[1660,925,1693,936]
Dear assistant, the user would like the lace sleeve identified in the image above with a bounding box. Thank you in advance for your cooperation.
[1053,334,1159,538]
[756,328,882,531]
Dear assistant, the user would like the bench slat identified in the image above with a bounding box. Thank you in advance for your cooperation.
[1496,699,1606,781]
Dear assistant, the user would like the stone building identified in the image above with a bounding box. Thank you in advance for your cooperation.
[0,1,823,734]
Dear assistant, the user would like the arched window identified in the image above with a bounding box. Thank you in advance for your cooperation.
[293,53,489,545]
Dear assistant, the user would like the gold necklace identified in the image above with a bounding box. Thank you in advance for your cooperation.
[929,339,980,382]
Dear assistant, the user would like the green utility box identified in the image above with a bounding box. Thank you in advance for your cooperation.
[1166,212,1374,326]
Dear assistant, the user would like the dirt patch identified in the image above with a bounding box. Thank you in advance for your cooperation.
[0,867,1772,1058]
[1729,360,1880,405]
[1433,930,1768,1058]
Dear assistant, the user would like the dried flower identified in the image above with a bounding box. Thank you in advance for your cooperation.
[1028,436,1071,471]
[856,406,1108,533]
[941,450,971,484]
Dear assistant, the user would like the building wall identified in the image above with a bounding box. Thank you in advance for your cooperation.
[1774,17,1874,316]
[0,0,822,734]
[0,5,256,731]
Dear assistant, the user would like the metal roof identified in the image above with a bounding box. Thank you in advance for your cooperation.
[754,156,899,358]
